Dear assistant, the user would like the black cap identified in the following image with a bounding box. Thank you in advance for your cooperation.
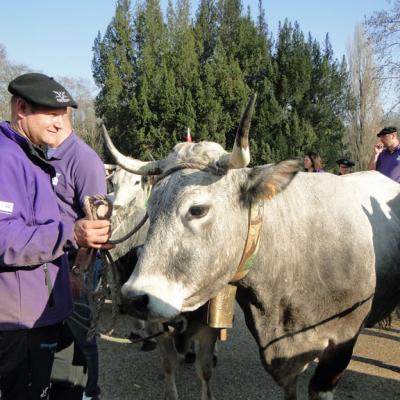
[377,126,397,137]
[336,158,354,167]
[8,73,77,109]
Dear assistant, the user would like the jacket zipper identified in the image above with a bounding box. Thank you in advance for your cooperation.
[43,263,55,308]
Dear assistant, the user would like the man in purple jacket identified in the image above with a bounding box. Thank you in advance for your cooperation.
[48,109,106,400]
[368,126,400,183]
[0,73,112,400]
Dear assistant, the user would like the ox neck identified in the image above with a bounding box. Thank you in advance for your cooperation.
[230,199,264,283]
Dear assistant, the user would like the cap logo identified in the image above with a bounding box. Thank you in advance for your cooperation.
[52,91,71,103]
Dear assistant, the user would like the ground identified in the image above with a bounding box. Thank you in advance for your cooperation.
[98,306,400,399]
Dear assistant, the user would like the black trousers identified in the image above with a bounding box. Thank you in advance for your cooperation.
[0,323,61,400]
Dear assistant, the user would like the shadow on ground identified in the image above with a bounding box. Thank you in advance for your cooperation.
[98,307,400,400]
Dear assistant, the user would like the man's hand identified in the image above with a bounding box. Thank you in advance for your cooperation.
[373,141,384,156]
[368,140,385,170]
[74,218,114,249]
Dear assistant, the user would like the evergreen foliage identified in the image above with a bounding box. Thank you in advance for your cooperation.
[92,0,351,169]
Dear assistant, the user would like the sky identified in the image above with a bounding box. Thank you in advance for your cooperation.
[0,0,392,88]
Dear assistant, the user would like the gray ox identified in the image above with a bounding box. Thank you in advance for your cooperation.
[103,147,219,400]
[103,94,400,400]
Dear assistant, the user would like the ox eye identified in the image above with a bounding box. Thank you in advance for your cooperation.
[188,205,209,219]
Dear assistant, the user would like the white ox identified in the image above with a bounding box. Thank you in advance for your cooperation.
[105,164,151,209]
[103,94,400,400]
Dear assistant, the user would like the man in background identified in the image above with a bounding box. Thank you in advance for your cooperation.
[48,108,106,400]
[336,158,354,175]
[368,126,400,183]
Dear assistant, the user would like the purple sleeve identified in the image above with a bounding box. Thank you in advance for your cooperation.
[0,154,75,267]
[74,150,107,209]
[376,153,382,171]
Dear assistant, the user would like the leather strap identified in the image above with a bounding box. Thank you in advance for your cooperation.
[230,200,264,282]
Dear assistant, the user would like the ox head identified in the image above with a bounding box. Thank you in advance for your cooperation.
[106,166,151,209]
[102,95,301,321]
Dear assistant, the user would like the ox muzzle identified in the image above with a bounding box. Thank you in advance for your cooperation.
[120,293,150,320]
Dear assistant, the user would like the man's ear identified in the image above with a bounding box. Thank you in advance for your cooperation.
[241,159,301,204]
[15,97,29,118]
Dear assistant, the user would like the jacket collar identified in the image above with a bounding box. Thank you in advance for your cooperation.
[0,121,55,177]
[46,131,77,160]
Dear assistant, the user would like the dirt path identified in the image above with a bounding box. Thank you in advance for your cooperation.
[98,308,400,399]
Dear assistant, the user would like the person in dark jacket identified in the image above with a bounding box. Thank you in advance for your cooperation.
[0,73,112,400]
[336,158,355,175]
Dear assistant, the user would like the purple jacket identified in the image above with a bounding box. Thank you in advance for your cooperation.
[0,122,73,330]
[376,146,400,183]
[47,132,107,226]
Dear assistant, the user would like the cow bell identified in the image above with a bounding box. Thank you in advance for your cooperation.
[206,283,237,332]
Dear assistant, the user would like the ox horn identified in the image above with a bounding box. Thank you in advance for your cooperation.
[101,124,162,175]
[219,93,257,169]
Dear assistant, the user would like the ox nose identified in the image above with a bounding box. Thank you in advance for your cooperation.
[121,294,150,319]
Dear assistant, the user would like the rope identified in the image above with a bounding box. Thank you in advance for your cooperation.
[100,327,166,344]
[75,195,121,341]
[85,252,109,341]
[153,161,227,186]
[108,213,149,245]
[85,249,121,341]
[70,295,166,345]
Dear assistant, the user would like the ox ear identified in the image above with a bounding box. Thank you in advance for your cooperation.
[242,159,301,203]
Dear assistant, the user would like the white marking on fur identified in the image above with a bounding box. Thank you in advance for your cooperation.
[122,275,188,319]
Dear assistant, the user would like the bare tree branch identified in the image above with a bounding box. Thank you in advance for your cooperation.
[345,23,384,170]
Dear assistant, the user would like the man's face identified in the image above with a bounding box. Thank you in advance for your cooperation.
[339,164,350,175]
[49,110,73,148]
[379,132,397,149]
[16,99,67,146]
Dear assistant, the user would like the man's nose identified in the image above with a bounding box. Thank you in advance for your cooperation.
[54,114,64,129]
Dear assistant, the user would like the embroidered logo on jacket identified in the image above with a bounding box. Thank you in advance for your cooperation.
[0,201,14,215]
[40,386,49,399]
[52,173,61,187]
[52,91,71,103]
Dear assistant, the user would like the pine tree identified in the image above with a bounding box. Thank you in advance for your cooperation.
[165,0,199,142]
[193,0,218,67]
[271,21,314,160]
[130,0,179,159]
[302,34,351,167]
[236,0,279,165]
[91,0,351,168]
[208,38,250,148]
[270,21,350,166]
[217,0,242,57]
[92,0,136,158]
